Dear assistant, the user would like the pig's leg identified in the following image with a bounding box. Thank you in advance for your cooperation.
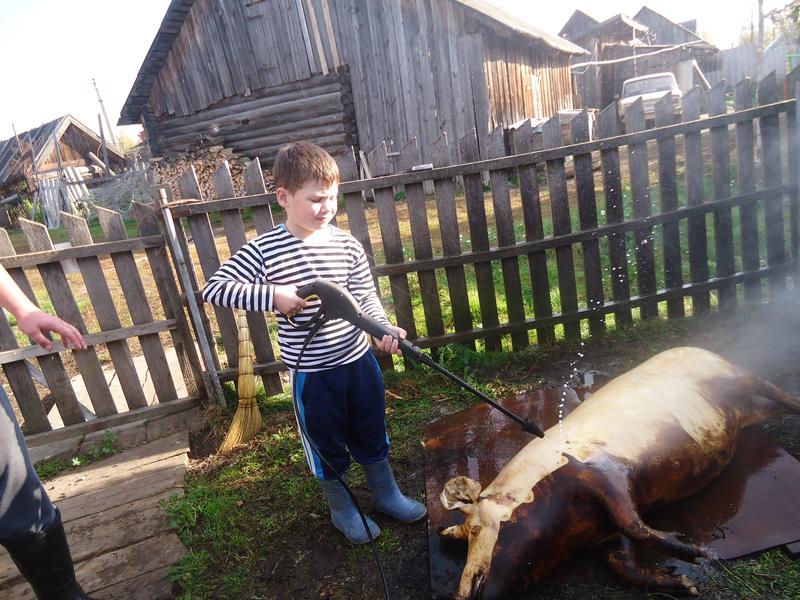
[605,535,700,595]
[586,466,706,561]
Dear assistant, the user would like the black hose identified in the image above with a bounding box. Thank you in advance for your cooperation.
[290,319,391,600]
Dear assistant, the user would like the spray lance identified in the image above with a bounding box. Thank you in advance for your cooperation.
[292,278,546,438]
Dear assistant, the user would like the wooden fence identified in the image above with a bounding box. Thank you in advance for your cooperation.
[0,205,203,440]
[163,73,799,392]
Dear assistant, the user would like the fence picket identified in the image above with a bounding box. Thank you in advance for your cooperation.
[243,158,276,233]
[734,78,761,303]
[398,138,445,345]
[95,207,178,403]
[758,73,787,291]
[19,219,116,419]
[132,202,204,400]
[624,99,658,320]
[367,142,417,342]
[542,117,580,340]
[708,82,737,309]
[486,127,528,350]
[790,83,800,261]
[212,162,283,395]
[430,133,474,347]
[683,87,711,313]
[571,111,605,334]
[458,129,501,351]
[654,93,685,318]
[510,121,554,343]
[597,104,632,326]
[178,168,240,370]
[0,229,50,432]
[61,213,148,410]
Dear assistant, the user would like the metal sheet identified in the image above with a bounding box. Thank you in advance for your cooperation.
[424,387,800,599]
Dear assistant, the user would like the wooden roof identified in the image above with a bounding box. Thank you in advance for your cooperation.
[119,0,587,126]
[0,115,125,187]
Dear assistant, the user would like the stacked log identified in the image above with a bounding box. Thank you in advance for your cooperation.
[151,147,275,200]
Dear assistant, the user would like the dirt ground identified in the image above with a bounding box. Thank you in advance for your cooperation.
[183,286,800,600]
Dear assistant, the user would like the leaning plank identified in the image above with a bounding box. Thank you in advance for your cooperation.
[510,122,555,344]
[597,104,632,326]
[542,117,580,340]
[398,139,445,343]
[18,219,116,419]
[486,127,528,350]
[367,142,417,341]
[178,169,240,370]
[132,202,204,400]
[757,73,787,291]
[654,93,685,318]
[624,99,658,320]
[708,83,737,309]
[95,207,178,403]
[213,163,283,395]
[430,133,474,346]
[60,213,147,410]
[571,111,606,334]
[458,130,501,351]
[682,87,711,314]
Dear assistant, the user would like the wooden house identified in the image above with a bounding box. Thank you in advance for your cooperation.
[119,0,587,167]
[0,115,126,201]
[563,5,718,110]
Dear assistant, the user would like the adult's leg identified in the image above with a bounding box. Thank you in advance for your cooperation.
[0,387,96,599]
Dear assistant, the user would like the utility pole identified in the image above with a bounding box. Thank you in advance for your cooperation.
[757,0,765,79]
[93,78,118,149]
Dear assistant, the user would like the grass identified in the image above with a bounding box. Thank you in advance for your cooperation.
[34,430,119,480]
[6,215,142,253]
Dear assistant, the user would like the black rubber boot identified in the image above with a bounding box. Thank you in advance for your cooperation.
[2,510,97,600]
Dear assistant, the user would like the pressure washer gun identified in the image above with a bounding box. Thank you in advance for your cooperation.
[294,278,545,438]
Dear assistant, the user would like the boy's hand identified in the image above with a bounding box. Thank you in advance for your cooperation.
[374,326,406,355]
[17,309,87,351]
[273,284,307,317]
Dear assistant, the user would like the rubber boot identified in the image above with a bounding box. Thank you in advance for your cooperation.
[319,478,381,544]
[364,459,427,523]
[2,510,97,600]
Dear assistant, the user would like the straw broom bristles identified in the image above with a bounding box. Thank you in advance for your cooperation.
[219,312,262,453]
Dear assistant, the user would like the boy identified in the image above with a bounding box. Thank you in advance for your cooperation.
[202,141,426,543]
[0,264,97,599]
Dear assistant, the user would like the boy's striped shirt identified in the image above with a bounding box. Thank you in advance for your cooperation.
[202,225,391,371]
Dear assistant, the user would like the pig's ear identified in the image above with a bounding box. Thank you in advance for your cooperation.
[440,476,482,512]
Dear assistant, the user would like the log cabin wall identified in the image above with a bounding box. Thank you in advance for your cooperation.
[132,0,580,166]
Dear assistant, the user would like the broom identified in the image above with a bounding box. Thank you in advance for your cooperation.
[219,311,261,452]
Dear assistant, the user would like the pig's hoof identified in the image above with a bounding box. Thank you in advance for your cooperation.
[679,575,700,596]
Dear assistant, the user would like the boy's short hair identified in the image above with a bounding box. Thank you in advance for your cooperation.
[273,141,339,192]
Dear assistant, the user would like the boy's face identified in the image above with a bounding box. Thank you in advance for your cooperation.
[276,179,339,239]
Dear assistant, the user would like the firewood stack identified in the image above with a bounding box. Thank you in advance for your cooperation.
[151,147,276,200]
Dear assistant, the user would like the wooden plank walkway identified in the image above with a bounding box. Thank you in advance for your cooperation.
[0,431,190,599]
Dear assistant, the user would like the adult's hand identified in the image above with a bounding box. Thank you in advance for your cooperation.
[16,309,87,351]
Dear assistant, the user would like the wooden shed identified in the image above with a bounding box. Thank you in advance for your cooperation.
[0,115,126,200]
[563,5,718,110]
[119,0,587,166]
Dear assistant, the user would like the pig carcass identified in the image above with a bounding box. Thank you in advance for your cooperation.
[440,347,800,599]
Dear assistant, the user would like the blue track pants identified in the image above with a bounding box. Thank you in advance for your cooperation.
[291,351,389,480]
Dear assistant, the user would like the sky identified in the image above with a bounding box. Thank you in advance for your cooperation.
[0,0,787,144]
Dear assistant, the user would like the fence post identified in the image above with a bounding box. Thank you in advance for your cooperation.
[541,117,580,340]
[571,111,606,335]
[597,103,632,327]
[654,93,685,319]
[734,78,761,304]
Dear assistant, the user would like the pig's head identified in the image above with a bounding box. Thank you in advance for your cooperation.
[439,476,514,599]
[438,440,571,599]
